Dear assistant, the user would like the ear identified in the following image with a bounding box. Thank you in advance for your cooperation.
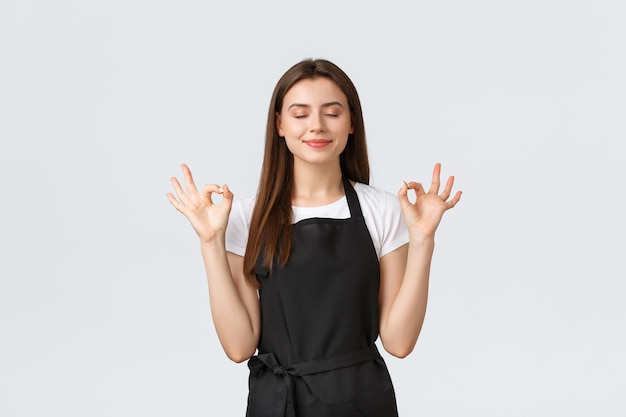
[349,125,354,134]
[276,112,284,137]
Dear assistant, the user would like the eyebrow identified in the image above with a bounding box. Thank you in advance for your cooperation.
[287,101,345,110]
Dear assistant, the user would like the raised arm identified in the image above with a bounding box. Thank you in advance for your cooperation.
[378,163,461,358]
[167,164,260,362]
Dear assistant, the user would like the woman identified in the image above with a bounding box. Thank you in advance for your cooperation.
[167,59,461,417]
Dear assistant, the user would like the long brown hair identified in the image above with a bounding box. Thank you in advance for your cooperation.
[243,59,370,286]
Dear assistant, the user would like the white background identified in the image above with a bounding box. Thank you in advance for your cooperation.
[1,0,625,416]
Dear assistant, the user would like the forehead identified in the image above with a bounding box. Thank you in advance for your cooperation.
[282,78,348,108]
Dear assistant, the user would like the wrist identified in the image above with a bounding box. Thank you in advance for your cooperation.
[409,231,435,243]
[199,233,226,250]
[408,233,435,247]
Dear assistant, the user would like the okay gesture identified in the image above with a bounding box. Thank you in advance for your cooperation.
[167,164,233,244]
[398,163,462,239]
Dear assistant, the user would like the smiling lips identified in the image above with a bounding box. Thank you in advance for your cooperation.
[303,139,332,148]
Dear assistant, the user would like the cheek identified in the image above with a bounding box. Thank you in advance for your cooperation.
[336,132,350,153]
[336,118,353,135]
[283,137,299,155]
[281,120,305,137]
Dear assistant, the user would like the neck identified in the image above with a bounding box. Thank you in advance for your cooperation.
[292,160,344,207]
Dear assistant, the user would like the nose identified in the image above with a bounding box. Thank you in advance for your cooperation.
[309,111,326,133]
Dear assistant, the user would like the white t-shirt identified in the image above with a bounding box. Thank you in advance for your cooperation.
[225,183,409,259]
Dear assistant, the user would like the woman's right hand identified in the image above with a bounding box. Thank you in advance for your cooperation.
[167,164,233,244]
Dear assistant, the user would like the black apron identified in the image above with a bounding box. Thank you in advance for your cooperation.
[247,178,398,417]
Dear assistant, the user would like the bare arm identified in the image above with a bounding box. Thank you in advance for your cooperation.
[378,163,461,358]
[201,243,260,362]
[168,164,260,362]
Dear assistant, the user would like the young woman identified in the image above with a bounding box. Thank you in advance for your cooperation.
[168,59,461,417]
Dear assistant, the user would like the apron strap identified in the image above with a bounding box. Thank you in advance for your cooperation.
[248,345,381,417]
[342,177,364,221]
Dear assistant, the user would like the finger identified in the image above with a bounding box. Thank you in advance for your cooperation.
[170,176,191,205]
[181,164,200,195]
[428,163,442,194]
[446,190,462,209]
[201,184,223,205]
[440,176,455,201]
[407,181,426,196]
[166,192,184,212]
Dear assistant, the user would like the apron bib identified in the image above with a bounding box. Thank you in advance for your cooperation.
[247,178,398,417]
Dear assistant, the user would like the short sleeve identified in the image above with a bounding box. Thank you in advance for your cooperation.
[225,198,254,256]
[353,183,408,259]
[379,191,409,258]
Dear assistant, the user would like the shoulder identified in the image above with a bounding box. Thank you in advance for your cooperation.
[231,196,256,219]
[353,182,408,258]
[353,182,400,212]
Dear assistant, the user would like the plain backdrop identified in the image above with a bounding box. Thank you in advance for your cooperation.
[1,0,625,416]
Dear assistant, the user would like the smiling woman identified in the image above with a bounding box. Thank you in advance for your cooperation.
[167,59,461,417]
[277,78,354,179]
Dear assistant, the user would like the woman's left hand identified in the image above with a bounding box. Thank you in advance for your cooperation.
[398,163,462,239]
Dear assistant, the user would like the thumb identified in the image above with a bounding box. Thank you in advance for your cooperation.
[221,184,234,207]
[397,181,410,210]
